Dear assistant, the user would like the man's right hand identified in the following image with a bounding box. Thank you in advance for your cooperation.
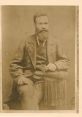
[14,76,33,85]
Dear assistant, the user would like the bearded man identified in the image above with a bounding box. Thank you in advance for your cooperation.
[7,13,69,110]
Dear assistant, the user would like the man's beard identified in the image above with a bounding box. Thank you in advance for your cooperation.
[37,30,48,42]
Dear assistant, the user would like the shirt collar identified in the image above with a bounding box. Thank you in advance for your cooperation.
[36,36,47,47]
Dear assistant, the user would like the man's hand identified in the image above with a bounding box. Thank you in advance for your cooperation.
[46,63,56,72]
[14,76,32,85]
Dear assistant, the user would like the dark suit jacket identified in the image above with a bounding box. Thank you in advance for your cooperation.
[10,34,69,78]
[7,34,69,109]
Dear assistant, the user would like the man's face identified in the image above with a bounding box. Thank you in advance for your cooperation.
[35,15,49,41]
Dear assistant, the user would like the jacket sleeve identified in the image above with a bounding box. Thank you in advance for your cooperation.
[9,39,26,78]
[55,40,70,71]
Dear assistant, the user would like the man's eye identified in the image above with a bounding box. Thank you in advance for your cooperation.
[45,23,48,24]
[38,22,48,25]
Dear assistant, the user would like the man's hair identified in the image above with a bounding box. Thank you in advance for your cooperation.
[33,12,48,23]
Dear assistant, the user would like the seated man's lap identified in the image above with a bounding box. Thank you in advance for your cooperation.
[17,79,44,104]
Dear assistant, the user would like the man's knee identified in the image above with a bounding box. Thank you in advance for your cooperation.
[17,83,34,97]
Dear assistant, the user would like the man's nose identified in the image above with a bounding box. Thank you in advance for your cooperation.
[41,25,46,30]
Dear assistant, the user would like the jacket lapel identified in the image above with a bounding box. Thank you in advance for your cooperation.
[27,35,36,69]
[47,39,51,63]
[47,36,56,63]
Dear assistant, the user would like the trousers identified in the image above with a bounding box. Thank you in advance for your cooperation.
[16,80,43,110]
[7,71,68,110]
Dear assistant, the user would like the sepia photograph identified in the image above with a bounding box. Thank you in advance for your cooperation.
[1,6,78,111]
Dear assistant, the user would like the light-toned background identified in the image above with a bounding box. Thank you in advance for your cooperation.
[2,6,76,110]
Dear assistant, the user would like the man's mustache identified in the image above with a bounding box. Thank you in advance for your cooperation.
[38,29,48,33]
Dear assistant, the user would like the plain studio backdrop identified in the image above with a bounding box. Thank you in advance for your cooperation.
[2,6,76,109]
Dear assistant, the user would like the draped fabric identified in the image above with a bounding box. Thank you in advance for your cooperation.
[42,77,67,109]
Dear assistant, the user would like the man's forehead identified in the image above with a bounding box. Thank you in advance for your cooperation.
[35,16,48,23]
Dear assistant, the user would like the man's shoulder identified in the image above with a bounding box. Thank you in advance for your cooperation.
[49,35,58,45]
[48,35,63,49]
[18,34,36,48]
[25,34,36,43]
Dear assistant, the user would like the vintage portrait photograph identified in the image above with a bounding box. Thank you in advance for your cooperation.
[2,6,78,111]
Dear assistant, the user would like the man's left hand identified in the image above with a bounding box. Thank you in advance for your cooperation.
[46,63,56,72]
